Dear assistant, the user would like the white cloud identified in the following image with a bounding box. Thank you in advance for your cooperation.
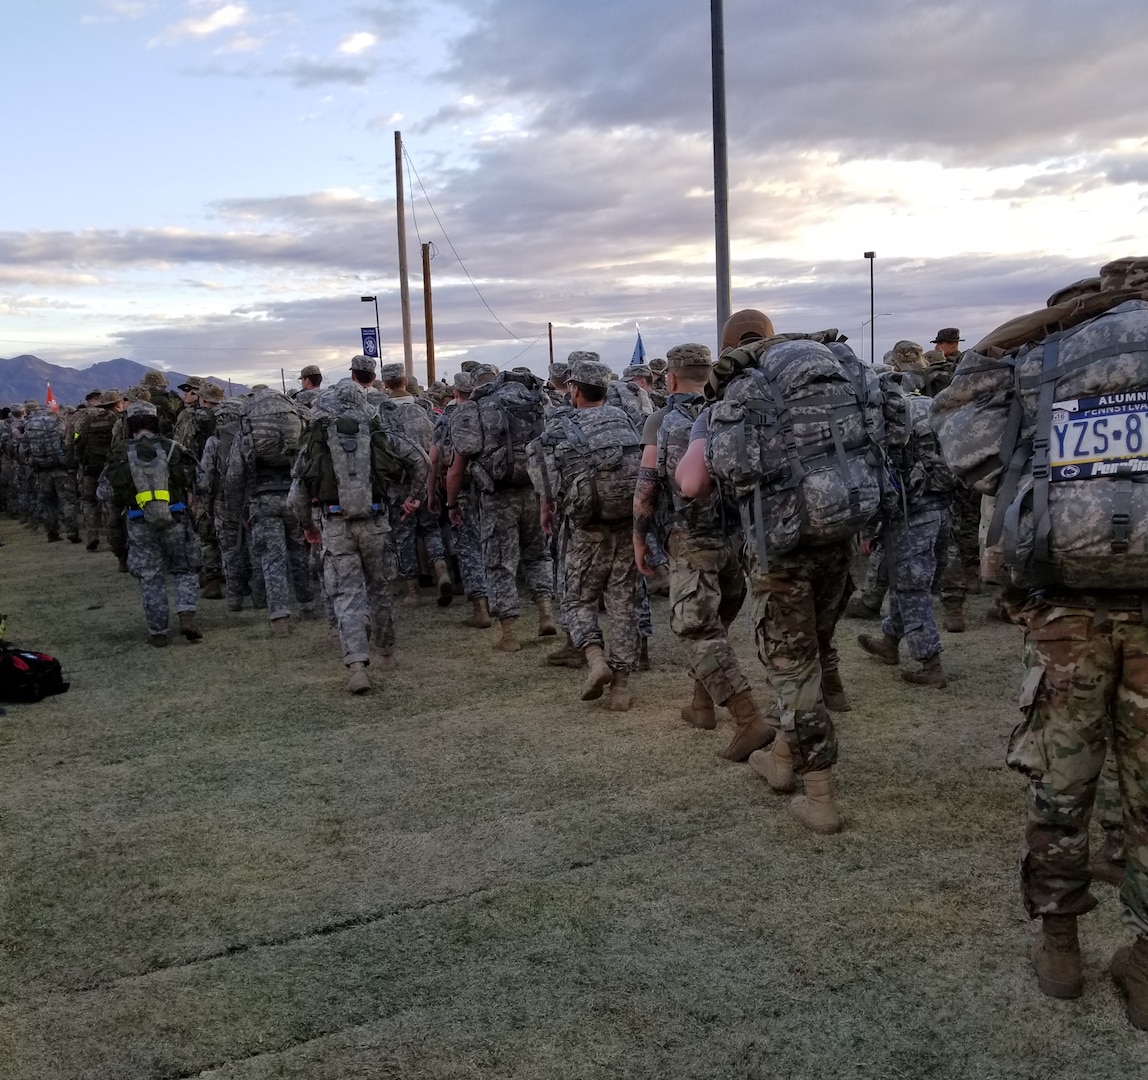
[338,31,378,55]
[150,3,246,47]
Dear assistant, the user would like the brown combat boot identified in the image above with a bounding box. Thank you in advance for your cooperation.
[463,597,493,629]
[581,644,613,700]
[1111,936,1148,1030]
[858,632,900,665]
[493,617,521,653]
[609,669,632,712]
[178,612,203,642]
[433,559,453,607]
[720,690,776,761]
[789,770,842,834]
[1032,914,1083,999]
[371,647,396,671]
[547,633,586,667]
[270,617,290,638]
[346,661,370,694]
[901,653,947,688]
[200,577,223,600]
[942,603,966,633]
[844,595,882,619]
[821,668,852,712]
[148,633,168,648]
[680,681,717,730]
[1090,831,1126,887]
[749,735,796,793]
[86,537,99,552]
[536,596,558,637]
[637,638,650,671]
[402,578,421,607]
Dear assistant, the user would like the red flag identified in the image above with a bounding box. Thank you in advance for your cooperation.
[45,381,59,412]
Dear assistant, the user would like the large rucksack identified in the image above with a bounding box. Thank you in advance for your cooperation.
[704,337,882,565]
[606,379,652,428]
[879,372,954,506]
[535,404,642,527]
[22,413,64,469]
[242,389,302,470]
[655,394,721,536]
[451,371,545,491]
[934,299,1148,589]
[125,437,177,530]
[79,407,117,473]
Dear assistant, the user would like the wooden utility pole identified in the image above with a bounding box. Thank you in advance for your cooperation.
[422,242,435,385]
[711,0,732,343]
[395,131,414,378]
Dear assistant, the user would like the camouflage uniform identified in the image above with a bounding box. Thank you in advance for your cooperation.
[23,411,79,541]
[477,487,553,619]
[879,506,949,662]
[563,523,640,670]
[433,404,485,601]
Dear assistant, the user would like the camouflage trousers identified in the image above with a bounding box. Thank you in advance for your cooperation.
[451,493,486,600]
[667,528,753,706]
[193,501,222,585]
[126,514,202,636]
[880,505,947,662]
[31,467,78,538]
[562,522,640,671]
[477,486,553,621]
[216,500,264,609]
[249,493,315,622]
[320,512,397,667]
[1007,600,1148,936]
[857,542,888,610]
[390,502,445,580]
[745,541,852,774]
[940,484,981,608]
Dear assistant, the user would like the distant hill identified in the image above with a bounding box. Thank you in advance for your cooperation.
[0,355,250,407]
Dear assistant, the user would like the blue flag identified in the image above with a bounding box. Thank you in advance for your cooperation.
[360,327,379,358]
[630,329,646,366]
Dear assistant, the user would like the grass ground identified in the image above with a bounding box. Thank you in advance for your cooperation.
[1,515,1146,1079]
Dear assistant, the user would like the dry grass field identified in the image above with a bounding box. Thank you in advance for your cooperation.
[2,516,1147,1079]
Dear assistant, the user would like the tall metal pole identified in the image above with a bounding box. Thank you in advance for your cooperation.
[711,0,731,344]
[864,251,876,364]
[548,322,554,365]
[421,242,435,385]
[395,131,414,378]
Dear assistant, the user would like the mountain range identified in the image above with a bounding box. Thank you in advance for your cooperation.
[0,355,251,407]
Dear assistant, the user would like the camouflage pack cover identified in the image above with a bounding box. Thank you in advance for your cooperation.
[878,373,953,504]
[605,378,653,427]
[77,405,117,473]
[934,299,1148,588]
[22,412,65,469]
[450,371,545,491]
[241,389,303,471]
[704,337,882,563]
[533,404,642,527]
[126,437,176,529]
[307,385,376,519]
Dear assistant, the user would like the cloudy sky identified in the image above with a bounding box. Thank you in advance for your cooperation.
[3,0,1146,386]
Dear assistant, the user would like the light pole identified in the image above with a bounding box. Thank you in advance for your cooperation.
[861,313,892,363]
[360,295,380,359]
[863,251,875,365]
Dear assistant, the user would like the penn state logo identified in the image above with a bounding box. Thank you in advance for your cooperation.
[1061,464,1080,479]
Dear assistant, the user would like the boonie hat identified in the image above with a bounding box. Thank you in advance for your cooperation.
[930,328,963,344]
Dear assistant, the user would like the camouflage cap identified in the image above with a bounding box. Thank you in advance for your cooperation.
[379,362,406,382]
[570,358,612,389]
[127,400,159,419]
[126,385,151,402]
[548,361,570,381]
[141,369,168,389]
[666,343,712,370]
[623,364,652,380]
[350,353,377,374]
[648,357,667,374]
[300,364,321,379]
[98,389,123,406]
[721,309,775,350]
[566,350,601,366]
[470,363,499,380]
[200,383,225,404]
[452,371,474,392]
[85,388,103,401]
[177,376,202,392]
[929,328,963,344]
[893,339,924,354]
[24,400,39,413]
[460,360,480,373]
[9,402,25,414]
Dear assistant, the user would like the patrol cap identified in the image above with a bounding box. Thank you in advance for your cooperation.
[548,361,570,382]
[570,358,612,389]
[648,357,667,374]
[452,371,474,392]
[566,350,601,366]
[666,343,712,370]
[200,383,225,404]
[623,364,652,380]
[350,353,377,373]
[930,328,963,344]
[300,364,321,379]
[127,400,159,419]
[177,376,202,392]
[379,362,406,381]
[721,309,775,350]
[141,370,168,389]
[99,389,123,406]
[85,388,103,402]
[893,339,924,355]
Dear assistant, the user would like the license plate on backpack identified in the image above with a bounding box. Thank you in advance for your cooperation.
[1050,390,1148,480]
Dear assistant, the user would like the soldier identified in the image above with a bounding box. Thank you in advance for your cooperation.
[633,342,776,759]
[140,370,182,434]
[294,364,323,411]
[22,405,79,543]
[97,401,203,646]
[74,389,124,551]
[531,357,641,710]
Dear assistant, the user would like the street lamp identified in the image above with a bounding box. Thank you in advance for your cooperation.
[861,313,892,363]
[360,295,380,359]
[863,252,876,365]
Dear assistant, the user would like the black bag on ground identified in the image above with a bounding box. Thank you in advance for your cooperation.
[0,642,70,702]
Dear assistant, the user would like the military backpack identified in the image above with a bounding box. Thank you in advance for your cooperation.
[125,437,178,530]
[450,371,545,492]
[242,389,303,470]
[22,413,64,469]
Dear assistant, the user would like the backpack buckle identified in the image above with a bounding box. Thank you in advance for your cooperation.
[1112,511,1132,552]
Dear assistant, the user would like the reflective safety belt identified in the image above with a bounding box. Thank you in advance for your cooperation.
[135,489,170,507]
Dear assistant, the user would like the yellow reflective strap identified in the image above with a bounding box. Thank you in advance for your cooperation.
[135,489,171,508]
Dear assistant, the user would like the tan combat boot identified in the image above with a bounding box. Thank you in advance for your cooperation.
[346,661,370,694]
[581,644,613,700]
[536,596,558,637]
[547,633,586,667]
[178,611,203,642]
[433,559,453,607]
[463,597,492,629]
[1032,914,1083,999]
[609,669,632,712]
[637,638,650,671]
[680,681,716,730]
[402,578,421,607]
[719,690,776,761]
[942,603,966,633]
[901,654,947,688]
[1111,936,1148,1029]
[493,617,521,653]
[749,735,796,793]
[270,617,290,638]
[789,770,842,834]
[821,669,852,712]
[857,632,899,665]
[1090,831,1126,887]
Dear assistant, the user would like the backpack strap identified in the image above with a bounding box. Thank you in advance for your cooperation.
[1030,338,1061,569]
